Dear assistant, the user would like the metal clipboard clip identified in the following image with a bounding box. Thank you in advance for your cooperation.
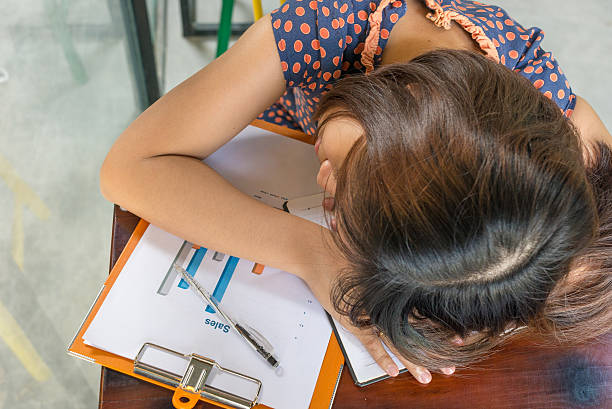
[134,343,262,409]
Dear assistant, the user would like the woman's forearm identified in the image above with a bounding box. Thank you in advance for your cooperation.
[97,15,336,280]
[100,153,335,282]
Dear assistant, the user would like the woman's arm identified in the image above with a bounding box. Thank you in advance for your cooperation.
[100,15,327,278]
[571,96,612,151]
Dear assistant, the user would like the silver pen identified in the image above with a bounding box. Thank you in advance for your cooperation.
[174,265,280,368]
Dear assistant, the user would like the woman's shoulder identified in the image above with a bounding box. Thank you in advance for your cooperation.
[263,0,411,132]
[270,0,410,85]
[572,96,612,152]
[385,1,578,117]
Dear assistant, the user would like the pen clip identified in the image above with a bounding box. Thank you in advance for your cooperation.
[239,322,273,353]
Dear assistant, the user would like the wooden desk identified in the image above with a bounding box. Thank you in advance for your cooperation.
[99,205,611,409]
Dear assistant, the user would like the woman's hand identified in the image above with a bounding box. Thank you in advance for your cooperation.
[303,199,454,383]
[304,263,455,384]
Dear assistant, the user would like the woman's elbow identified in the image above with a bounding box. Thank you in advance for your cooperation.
[99,139,139,205]
[99,152,121,204]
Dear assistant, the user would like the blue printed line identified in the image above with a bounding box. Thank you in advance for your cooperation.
[206,256,239,313]
[178,247,208,289]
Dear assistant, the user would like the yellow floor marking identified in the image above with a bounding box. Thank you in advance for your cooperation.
[0,300,52,382]
[12,198,24,271]
[0,154,50,271]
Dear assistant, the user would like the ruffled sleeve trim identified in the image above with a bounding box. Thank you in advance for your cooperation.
[360,0,392,74]
[423,0,499,63]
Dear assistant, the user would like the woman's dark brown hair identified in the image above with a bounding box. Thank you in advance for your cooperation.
[539,141,612,342]
[312,49,604,370]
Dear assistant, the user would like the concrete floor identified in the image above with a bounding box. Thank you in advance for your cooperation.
[0,1,609,408]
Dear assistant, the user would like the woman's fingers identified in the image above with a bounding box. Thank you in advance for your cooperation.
[451,335,464,345]
[379,335,431,383]
[322,196,335,211]
[330,217,337,231]
[392,350,432,384]
[381,336,456,382]
[316,160,337,194]
[322,196,337,230]
[357,332,400,377]
[350,327,456,383]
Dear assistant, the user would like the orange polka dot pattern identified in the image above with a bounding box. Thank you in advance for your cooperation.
[258,0,576,134]
[258,0,406,135]
[428,0,575,117]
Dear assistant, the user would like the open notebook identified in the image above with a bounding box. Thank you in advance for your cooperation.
[285,193,410,387]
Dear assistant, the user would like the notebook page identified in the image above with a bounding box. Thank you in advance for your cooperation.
[204,125,322,210]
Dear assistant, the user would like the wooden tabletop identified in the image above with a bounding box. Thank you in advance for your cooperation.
[99,205,611,409]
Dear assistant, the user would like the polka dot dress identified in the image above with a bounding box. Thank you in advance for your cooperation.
[257,0,576,134]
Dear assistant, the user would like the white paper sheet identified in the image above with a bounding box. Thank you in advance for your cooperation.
[331,321,406,385]
[204,125,322,209]
[84,225,332,408]
[84,125,334,409]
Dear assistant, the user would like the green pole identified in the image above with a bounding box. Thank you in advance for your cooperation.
[216,0,234,57]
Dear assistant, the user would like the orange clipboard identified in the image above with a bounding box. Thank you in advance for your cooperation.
[68,121,345,409]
